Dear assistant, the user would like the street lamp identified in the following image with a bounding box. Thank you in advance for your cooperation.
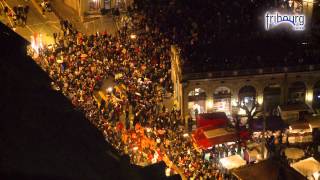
[107,87,113,92]
[130,34,137,40]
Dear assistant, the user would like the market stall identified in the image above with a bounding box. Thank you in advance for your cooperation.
[243,142,267,163]
[287,122,313,144]
[284,147,305,160]
[309,116,320,129]
[192,126,238,150]
[232,159,306,180]
[292,157,320,179]
[278,103,311,123]
[196,112,228,128]
[219,155,246,170]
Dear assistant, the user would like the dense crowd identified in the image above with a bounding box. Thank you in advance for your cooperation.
[1,4,29,27]
[134,0,320,73]
[30,1,247,177]
[28,0,320,179]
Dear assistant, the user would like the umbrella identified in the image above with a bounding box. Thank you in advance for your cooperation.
[284,147,305,160]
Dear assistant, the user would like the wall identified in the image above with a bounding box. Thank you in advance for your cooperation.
[170,46,183,112]
[180,71,320,118]
[64,0,78,11]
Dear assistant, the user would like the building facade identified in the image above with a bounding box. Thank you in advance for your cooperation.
[171,46,320,119]
[63,0,132,20]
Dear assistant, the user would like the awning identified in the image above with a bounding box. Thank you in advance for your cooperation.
[252,116,288,131]
[244,143,268,162]
[278,103,311,112]
[232,159,306,180]
[196,112,228,128]
[220,155,246,170]
[309,117,320,129]
[284,148,305,160]
[289,122,312,134]
[292,157,320,177]
[192,126,248,150]
[290,122,310,130]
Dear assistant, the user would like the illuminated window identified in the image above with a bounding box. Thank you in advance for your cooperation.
[89,0,99,11]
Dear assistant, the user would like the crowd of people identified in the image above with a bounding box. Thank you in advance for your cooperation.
[28,1,247,178]
[133,0,320,73]
[40,0,52,14]
[28,0,320,179]
[0,4,29,27]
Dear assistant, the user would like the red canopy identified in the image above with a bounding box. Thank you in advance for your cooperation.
[192,125,249,150]
[196,112,228,128]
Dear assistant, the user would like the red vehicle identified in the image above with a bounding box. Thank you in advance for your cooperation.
[196,112,228,128]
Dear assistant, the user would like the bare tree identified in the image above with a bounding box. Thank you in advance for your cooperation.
[238,99,263,133]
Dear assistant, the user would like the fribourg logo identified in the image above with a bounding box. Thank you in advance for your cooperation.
[265,12,305,31]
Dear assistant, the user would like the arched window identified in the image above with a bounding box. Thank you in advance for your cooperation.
[263,84,281,114]
[239,85,256,110]
[213,87,231,114]
[188,88,206,101]
[288,81,306,104]
[187,88,207,119]
[89,0,100,11]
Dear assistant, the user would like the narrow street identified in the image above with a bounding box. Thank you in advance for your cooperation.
[50,0,118,35]
[0,0,118,45]
[0,0,61,44]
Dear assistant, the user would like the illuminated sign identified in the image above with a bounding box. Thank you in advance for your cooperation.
[265,12,305,31]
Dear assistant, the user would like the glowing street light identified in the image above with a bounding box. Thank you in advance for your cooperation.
[165,168,171,177]
[107,87,113,92]
[30,33,43,54]
[130,34,137,40]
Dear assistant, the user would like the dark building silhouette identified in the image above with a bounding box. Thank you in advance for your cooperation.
[0,23,180,180]
[232,158,306,180]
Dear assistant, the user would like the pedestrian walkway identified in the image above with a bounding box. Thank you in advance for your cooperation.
[49,0,85,32]
[0,0,59,44]
[50,0,117,35]
[83,15,117,35]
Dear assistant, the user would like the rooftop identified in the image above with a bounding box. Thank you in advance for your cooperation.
[232,158,306,180]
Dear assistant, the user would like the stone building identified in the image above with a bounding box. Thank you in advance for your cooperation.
[171,45,320,119]
[62,0,132,20]
[169,0,319,120]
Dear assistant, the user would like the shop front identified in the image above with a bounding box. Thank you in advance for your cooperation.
[192,125,249,156]
[187,88,207,120]
[243,142,268,163]
[196,112,228,128]
[292,157,320,179]
[284,123,313,144]
[213,87,232,115]
[88,0,101,12]
[104,0,111,9]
